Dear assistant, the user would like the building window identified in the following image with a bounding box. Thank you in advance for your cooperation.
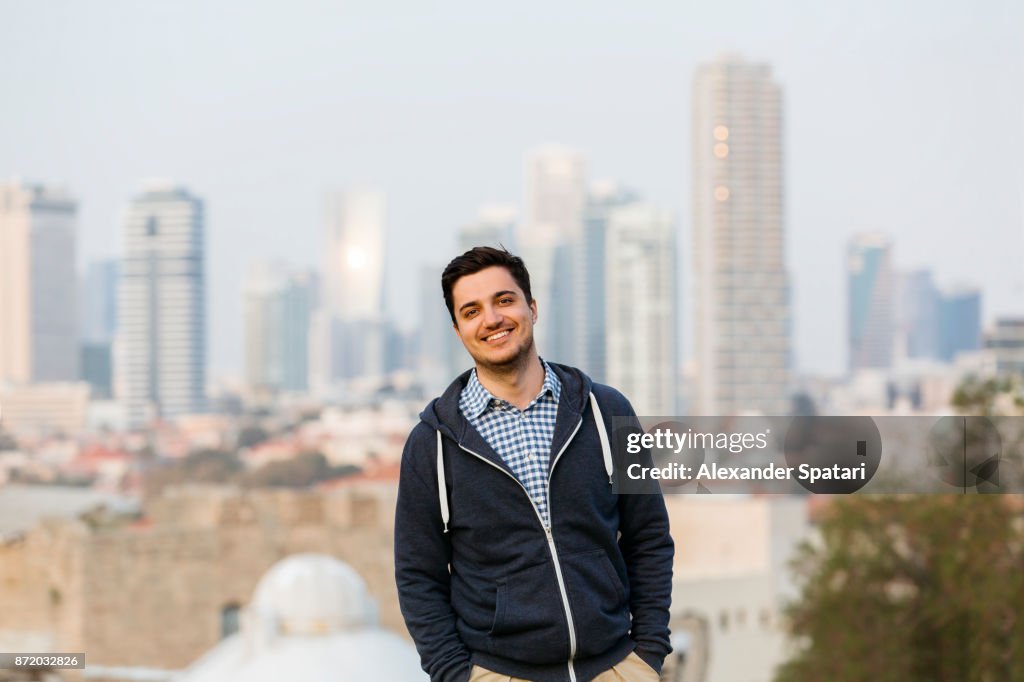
[221,604,241,638]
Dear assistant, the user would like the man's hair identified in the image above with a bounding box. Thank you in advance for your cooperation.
[441,246,533,324]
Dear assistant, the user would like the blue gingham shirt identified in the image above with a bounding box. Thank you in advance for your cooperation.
[460,360,561,527]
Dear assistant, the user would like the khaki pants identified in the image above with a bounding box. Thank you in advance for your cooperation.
[469,651,659,681]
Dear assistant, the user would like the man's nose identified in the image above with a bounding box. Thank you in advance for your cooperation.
[481,306,503,327]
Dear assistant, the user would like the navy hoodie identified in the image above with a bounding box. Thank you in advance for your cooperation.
[394,363,673,682]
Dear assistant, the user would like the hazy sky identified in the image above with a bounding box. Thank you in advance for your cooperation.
[2,1,1022,379]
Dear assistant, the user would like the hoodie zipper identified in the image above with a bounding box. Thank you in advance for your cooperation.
[457,415,584,682]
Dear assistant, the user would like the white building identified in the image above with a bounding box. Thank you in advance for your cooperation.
[175,554,424,682]
[316,190,387,390]
[520,146,586,365]
[0,181,78,384]
[118,183,206,427]
[692,56,791,415]
[605,202,677,415]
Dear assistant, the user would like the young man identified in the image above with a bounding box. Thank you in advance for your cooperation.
[395,247,673,682]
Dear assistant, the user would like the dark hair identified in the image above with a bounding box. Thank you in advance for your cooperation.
[441,246,533,324]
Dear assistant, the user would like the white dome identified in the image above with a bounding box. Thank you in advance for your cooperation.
[250,553,377,635]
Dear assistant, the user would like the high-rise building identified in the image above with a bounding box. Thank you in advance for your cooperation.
[318,190,387,387]
[938,286,981,362]
[0,181,78,385]
[605,203,677,415]
[118,183,206,427]
[984,318,1024,378]
[576,182,640,383]
[80,259,119,399]
[848,233,895,371]
[520,146,586,365]
[243,263,313,393]
[894,269,939,361]
[692,56,791,414]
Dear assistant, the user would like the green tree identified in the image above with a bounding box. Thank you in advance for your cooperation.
[775,495,1024,682]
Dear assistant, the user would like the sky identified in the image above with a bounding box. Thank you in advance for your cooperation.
[2,0,1022,379]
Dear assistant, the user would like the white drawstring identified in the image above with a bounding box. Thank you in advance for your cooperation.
[436,430,449,533]
[589,393,614,484]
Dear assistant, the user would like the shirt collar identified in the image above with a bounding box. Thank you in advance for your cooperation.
[463,359,561,419]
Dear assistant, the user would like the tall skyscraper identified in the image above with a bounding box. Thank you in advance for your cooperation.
[80,259,119,399]
[938,286,981,362]
[692,56,791,414]
[520,146,586,365]
[605,203,677,415]
[894,269,939,361]
[848,233,895,371]
[119,183,206,427]
[576,182,640,383]
[243,263,313,393]
[0,181,79,385]
[318,190,387,387]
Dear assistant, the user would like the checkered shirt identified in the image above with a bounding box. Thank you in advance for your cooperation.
[459,360,561,527]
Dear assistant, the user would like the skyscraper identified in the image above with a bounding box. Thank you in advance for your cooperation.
[848,233,895,371]
[243,262,313,393]
[520,146,586,365]
[576,182,640,383]
[0,181,79,385]
[938,286,981,362]
[457,204,517,254]
[605,203,677,415]
[80,259,119,399]
[119,183,206,427]
[692,56,791,415]
[318,190,387,387]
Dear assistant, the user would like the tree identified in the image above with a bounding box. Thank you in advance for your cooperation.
[775,495,1024,682]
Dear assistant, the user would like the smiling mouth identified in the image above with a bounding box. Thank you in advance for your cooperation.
[483,329,512,342]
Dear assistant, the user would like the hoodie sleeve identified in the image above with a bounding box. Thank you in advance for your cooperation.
[607,391,675,674]
[394,422,472,682]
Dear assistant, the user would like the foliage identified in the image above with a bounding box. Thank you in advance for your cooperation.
[775,495,1024,682]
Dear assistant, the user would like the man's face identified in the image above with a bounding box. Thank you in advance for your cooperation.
[451,266,538,371]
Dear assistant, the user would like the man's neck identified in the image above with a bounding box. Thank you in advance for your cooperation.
[475,351,545,411]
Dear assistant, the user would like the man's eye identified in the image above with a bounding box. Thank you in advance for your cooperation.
[499,298,512,304]
[464,309,478,318]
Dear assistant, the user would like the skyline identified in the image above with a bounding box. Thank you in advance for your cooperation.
[3,1,1022,378]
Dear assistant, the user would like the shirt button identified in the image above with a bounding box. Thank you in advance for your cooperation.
[526,453,535,461]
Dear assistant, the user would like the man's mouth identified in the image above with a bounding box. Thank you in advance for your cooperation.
[483,329,512,342]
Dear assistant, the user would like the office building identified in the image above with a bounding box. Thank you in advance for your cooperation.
[692,57,791,414]
[848,233,895,371]
[605,203,677,415]
[0,181,78,384]
[243,263,313,393]
[118,183,206,427]
[520,146,586,365]
[938,286,981,362]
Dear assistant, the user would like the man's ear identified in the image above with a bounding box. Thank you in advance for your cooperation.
[529,299,538,323]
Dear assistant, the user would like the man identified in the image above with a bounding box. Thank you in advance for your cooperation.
[395,247,673,682]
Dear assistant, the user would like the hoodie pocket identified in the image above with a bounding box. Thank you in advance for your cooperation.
[487,560,570,662]
[561,549,631,657]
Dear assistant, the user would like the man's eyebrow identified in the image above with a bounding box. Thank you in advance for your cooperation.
[457,290,518,313]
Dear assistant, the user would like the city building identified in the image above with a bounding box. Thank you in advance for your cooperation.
[519,146,586,365]
[0,181,78,385]
[938,285,981,362]
[0,383,90,440]
[895,269,939,361]
[984,318,1024,378]
[847,233,895,371]
[576,182,640,383]
[118,183,206,427]
[80,259,120,399]
[604,202,678,415]
[317,190,387,390]
[692,56,791,415]
[243,262,313,394]
[456,204,517,254]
